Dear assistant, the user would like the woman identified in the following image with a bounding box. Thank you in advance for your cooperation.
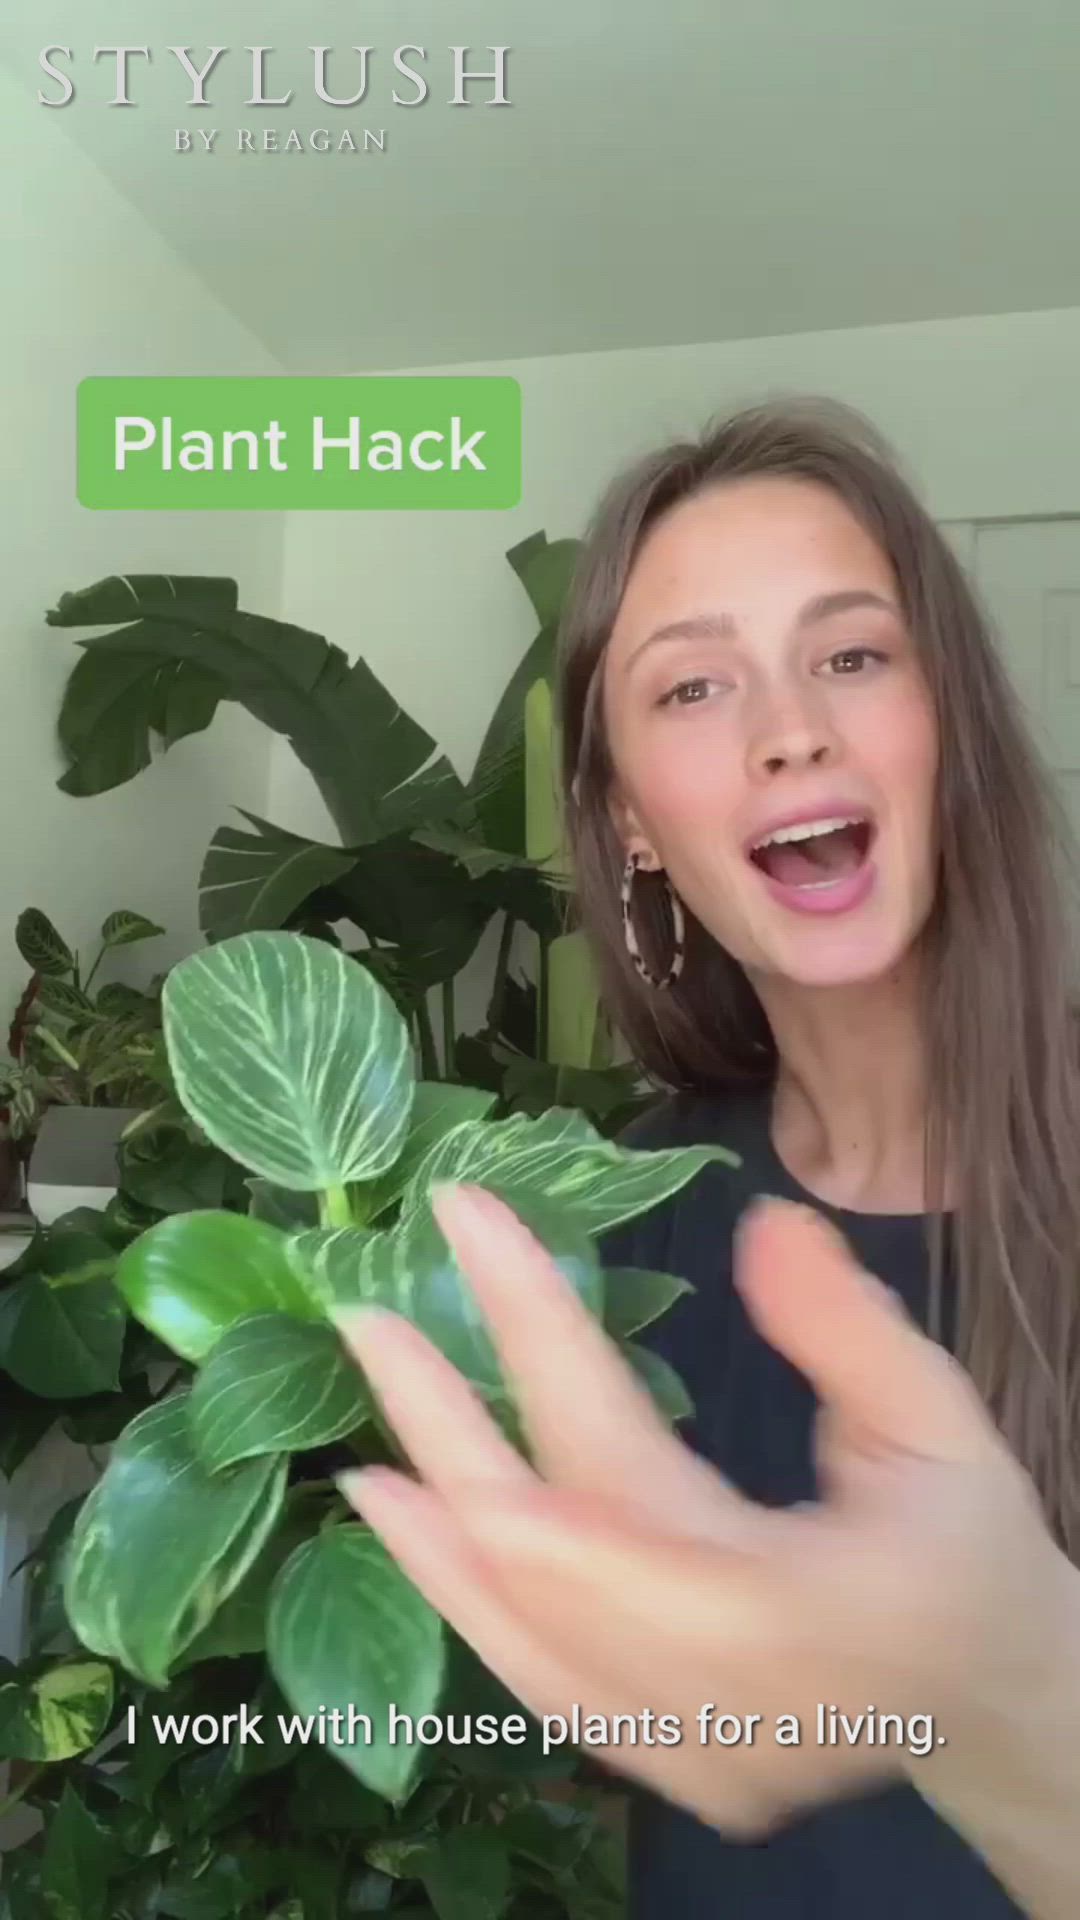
[335,398,1080,1917]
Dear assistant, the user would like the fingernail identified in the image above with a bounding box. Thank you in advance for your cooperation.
[334,1464,405,1511]
[330,1302,396,1332]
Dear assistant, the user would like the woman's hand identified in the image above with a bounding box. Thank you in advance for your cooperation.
[332,1183,1076,1852]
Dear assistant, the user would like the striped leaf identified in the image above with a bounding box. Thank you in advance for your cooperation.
[288,1228,375,1311]
[100,910,165,949]
[267,1526,445,1803]
[401,1108,739,1238]
[0,1660,114,1762]
[188,1315,372,1470]
[162,932,415,1189]
[357,1198,601,1392]
[115,1209,324,1362]
[63,1393,287,1686]
[356,1082,497,1222]
[15,907,73,977]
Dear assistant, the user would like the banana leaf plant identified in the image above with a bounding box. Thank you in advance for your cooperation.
[0,931,737,1919]
[44,536,642,1130]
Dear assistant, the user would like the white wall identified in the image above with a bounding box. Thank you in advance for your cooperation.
[0,66,283,1015]
[270,303,1080,847]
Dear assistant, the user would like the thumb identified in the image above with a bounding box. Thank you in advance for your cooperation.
[733,1199,986,1462]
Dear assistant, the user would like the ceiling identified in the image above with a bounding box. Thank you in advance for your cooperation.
[6,0,1080,371]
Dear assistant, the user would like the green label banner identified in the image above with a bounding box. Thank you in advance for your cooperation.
[77,375,521,510]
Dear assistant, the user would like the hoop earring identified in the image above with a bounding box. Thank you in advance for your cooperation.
[620,852,685,990]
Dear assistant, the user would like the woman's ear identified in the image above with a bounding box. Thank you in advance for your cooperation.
[607,788,661,871]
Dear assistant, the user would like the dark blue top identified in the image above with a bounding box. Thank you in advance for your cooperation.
[599,1086,1024,1920]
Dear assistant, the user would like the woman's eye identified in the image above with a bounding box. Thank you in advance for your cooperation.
[656,676,726,708]
[821,646,888,676]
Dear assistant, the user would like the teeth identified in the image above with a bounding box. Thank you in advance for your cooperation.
[752,814,863,851]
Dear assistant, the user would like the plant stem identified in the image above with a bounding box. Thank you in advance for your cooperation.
[414,995,439,1080]
[83,942,106,994]
[537,936,550,1062]
[319,1186,354,1229]
[0,1764,44,1820]
[486,912,515,1038]
[440,979,456,1079]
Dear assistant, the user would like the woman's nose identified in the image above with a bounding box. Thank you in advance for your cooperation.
[747,694,838,778]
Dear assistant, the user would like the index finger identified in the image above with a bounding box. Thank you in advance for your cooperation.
[428,1180,748,1533]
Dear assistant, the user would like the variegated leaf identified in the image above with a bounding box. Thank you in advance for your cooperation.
[162,931,415,1189]
[114,1209,325,1362]
[63,1393,287,1686]
[356,1198,601,1391]
[188,1315,371,1469]
[267,1527,445,1803]
[400,1108,738,1238]
[0,1660,114,1762]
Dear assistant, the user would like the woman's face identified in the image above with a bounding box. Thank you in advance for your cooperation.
[602,476,940,990]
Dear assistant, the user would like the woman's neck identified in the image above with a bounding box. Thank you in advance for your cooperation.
[753,958,931,1214]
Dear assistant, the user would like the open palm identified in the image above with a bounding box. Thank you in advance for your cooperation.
[334,1183,1060,1837]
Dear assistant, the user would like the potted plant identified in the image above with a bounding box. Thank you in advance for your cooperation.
[0,907,173,1226]
[0,930,737,1916]
[42,538,643,1133]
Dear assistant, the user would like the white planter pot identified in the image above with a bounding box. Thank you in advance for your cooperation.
[26,1104,142,1225]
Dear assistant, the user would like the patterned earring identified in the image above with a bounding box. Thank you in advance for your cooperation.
[620,851,686,990]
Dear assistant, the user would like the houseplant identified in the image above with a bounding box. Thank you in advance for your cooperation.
[0,931,736,1917]
[42,537,643,1132]
[0,905,167,1210]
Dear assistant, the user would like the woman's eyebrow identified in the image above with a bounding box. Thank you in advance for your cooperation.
[624,589,899,671]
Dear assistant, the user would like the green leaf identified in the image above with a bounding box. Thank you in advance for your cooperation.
[119,1134,231,1216]
[0,1382,57,1478]
[162,932,415,1190]
[115,1210,324,1363]
[55,648,162,795]
[415,1825,511,1920]
[41,1783,114,1920]
[176,1503,320,1665]
[64,1393,287,1686]
[402,1107,739,1239]
[267,1526,445,1804]
[468,625,557,856]
[357,1197,601,1393]
[525,678,562,870]
[101,911,166,950]
[279,1227,374,1313]
[0,1659,114,1762]
[35,978,94,1021]
[0,1275,125,1397]
[246,1179,320,1231]
[624,1342,694,1423]
[357,1082,498,1221]
[24,1496,85,1655]
[158,665,222,747]
[16,907,73,977]
[199,813,357,942]
[603,1268,692,1339]
[95,981,154,1020]
[188,1315,371,1469]
[47,574,239,628]
[437,1635,572,1779]
[507,531,581,628]
[50,577,466,842]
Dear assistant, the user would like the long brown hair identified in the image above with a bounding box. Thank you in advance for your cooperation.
[556,394,1080,1559]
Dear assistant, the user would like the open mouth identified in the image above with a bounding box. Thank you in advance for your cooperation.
[748,815,874,891]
